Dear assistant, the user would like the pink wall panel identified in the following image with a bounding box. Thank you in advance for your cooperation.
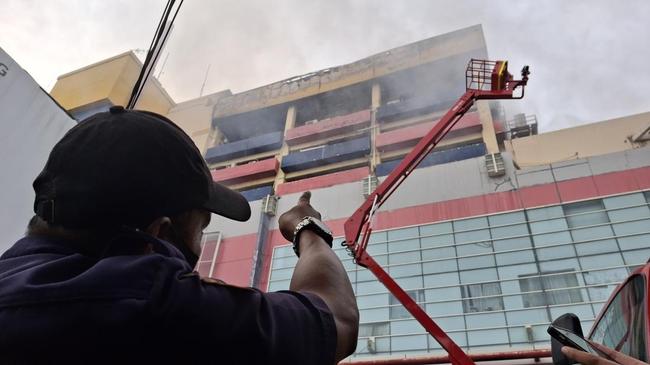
[276,167,369,195]
[376,112,481,151]
[632,167,650,190]
[216,234,257,263]
[285,109,371,145]
[211,158,279,185]
[594,170,640,196]
[518,184,561,207]
[212,260,252,287]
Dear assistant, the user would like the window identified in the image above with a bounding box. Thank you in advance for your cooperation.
[359,322,390,337]
[461,282,504,313]
[389,290,425,319]
[590,275,647,362]
[519,270,583,307]
[563,200,609,228]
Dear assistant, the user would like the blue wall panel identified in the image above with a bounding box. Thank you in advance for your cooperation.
[376,142,486,177]
[239,185,273,202]
[205,131,283,164]
[281,136,370,173]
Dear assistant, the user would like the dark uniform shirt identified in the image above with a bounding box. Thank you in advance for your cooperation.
[0,235,337,364]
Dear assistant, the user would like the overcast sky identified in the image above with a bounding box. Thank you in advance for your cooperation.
[2,0,649,132]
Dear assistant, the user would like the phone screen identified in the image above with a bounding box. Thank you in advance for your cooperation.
[549,326,607,357]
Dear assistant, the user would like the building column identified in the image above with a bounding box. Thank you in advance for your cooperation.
[370,83,382,171]
[477,100,499,154]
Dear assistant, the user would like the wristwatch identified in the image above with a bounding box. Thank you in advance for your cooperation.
[292,216,334,257]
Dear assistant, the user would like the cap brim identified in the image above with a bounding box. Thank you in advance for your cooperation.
[203,182,251,222]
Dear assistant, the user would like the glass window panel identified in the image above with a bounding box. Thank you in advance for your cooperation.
[457,241,493,256]
[468,329,509,346]
[391,319,423,335]
[389,238,420,253]
[563,200,609,228]
[455,229,491,244]
[608,206,650,222]
[603,193,648,209]
[590,275,647,361]
[425,286,462,301]
[533,231,572,247]
[360,307,389,322]
[579,253,624,270]
[490,223,529,240]
[506,308,550,325]
[391,334,428,351]
[583,268,629,301]
[423,272,459,287]
[493,237,533,251]
[530,219,569,234]
[574,239,619,256]
[488,211,526,226]
[358,321,389,337]
[571,225,614,241]
[528,206,565,221]
[612,219,650,236]
[502,293,525,310]
[434,315,466,331]
[357,268,377,282]
[273,245,294,257]
[272,255,298,269]
[368,231,387,244]
[549,304,594,321]
[389,250,420,265]
[618,234,650,251]
[389,263,422,278]
[496,250,535,266]
[519,271,583,307]
[536,245,575,260]
[461,281,504,313]
[499,263,539,281]
[422,246,455,260]
[426,301,463,316]
[458,255,496,271]
[420,234,454,249]
[389,290,425,319]
[423,259,458,274]
[387,227,419,240]
[454,216,489,231]
[357,293,389,309]
[460,268,498,283]
[429,332,467,349]
[270,267,294,281]
[395,276,423,290]
[367,242,387,255]
[465,312,506,329]
[268,279,290,292]
[539,258,580,272]
[358,336,390,354]
[357,280,387,295]
[420,222,453,236]
[623,248,650,266]
[508,324,549,344]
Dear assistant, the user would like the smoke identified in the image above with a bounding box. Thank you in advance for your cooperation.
[2,0,649,132]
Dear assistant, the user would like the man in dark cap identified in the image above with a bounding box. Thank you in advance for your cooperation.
[0,107,358,364]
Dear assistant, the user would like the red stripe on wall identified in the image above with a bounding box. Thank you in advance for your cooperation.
[285,109,371,145]
[211,158,279,185]
[276,166,370,196]
[208,233,257,287]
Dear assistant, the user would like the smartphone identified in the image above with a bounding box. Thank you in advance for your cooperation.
[547,325,610,359]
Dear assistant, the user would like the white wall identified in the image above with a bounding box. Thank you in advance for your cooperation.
[0,47,76,253]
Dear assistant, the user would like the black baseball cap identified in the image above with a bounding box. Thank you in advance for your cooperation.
[33,106,251,229]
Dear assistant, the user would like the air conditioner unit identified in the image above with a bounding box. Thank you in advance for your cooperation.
[261,195,278,216]
[362,175,379,198]
[485,153,506,177]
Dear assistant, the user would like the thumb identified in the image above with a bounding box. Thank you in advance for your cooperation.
[298,191,312,205]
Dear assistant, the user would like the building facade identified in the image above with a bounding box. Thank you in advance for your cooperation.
[50,25,650,363]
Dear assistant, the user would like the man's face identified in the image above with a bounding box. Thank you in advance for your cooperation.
[170,209,212,256]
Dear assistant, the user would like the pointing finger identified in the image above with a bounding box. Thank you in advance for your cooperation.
[298,191,312,205]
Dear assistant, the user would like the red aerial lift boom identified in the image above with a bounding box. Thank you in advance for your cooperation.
[343,59,530,365]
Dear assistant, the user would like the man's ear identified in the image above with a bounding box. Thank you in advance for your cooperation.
[145,216,173,240]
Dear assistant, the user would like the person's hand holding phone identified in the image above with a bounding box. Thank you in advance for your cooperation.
[562,342,649,365]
